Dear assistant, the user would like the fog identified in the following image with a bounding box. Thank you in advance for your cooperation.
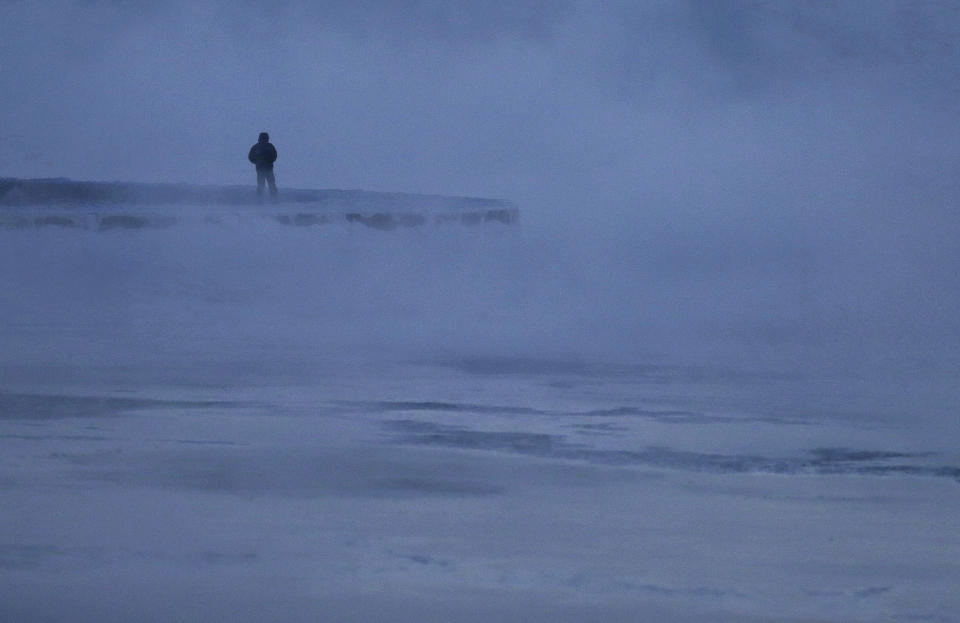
[4,1,959,350]
[1,1,958,410]
[2,3,960,621]
[5,2,960,198]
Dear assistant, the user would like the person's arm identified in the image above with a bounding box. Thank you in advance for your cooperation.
[267,145,277,164]
[248,145,258,164]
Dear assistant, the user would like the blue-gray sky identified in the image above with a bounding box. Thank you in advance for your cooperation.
[3,0,959,211]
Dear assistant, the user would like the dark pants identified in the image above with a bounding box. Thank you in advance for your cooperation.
[256,167,277,197]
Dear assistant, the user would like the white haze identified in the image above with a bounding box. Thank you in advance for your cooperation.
[4,1,959,383]
[2,4,960,620]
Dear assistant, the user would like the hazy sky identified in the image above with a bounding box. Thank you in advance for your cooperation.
[3,0,959,214]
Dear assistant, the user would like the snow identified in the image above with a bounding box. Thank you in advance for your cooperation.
[0,211,958,622]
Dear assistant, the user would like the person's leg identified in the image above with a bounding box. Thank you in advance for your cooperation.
[266,169,277,197]
[256,169,266,196]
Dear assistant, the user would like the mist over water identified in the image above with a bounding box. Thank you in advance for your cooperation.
[2,2,960,621]
[2,212,956,434]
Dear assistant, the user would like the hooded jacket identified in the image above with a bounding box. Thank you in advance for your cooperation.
[248,134,277,170]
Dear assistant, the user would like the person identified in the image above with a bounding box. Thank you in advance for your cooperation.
[248,132,278,198]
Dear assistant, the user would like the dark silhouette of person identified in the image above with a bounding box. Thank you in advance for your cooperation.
[248,132,278,198]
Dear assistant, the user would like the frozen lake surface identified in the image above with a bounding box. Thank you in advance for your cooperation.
[1,210,958,622]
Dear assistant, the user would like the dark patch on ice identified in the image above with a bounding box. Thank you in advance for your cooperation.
[568,405,814,426]
[159,439,248,446]
[582,406,696,418]
[272,213,331,226]
[389,552,453,568]
[807,448,930,462]
[854,586,894,598]
[569,446,799,473]
[98,214,177,230]
[583,447,960,480]
[345,212,427,230]
[384,420,557,454]
[341,399,759,425]
[384,420,960,481]
[437,208,518,225]
[2,434,117,442]
[439,356,627,376]
[571,422,629,435]
[120,548,259,567]
[437,356,787,383]
[34,215,79,228]
[0,392,242,420]
[0,545,64,570]
[576,406,749,424]
[93,445,505,498]
[336,400,543,416]
[0,212,84,229]
[805,585,893,599]
[366,477,502,496]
